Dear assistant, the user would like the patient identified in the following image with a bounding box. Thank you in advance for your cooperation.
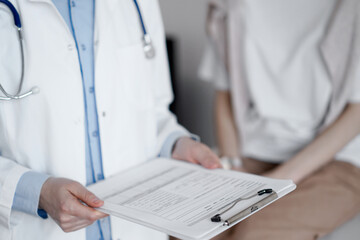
[199,0,360,239]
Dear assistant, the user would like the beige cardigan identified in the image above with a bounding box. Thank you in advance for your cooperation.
[207,0,360,144]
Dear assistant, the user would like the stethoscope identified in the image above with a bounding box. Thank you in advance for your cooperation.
[0,0,155,101]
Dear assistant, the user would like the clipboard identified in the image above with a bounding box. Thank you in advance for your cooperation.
[222,190,278,226]
[89,158,296,240]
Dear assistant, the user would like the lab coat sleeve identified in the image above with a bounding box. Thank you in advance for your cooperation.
[0,156,31,229]
[151,1,192,156]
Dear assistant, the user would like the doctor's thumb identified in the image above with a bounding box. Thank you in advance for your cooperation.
[70,183,104,208]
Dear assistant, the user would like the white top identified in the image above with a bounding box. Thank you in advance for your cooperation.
[199,0,360,167]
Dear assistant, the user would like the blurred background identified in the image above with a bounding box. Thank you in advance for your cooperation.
[159,0,216,148]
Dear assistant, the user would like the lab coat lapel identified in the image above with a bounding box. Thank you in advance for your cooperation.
[18,0,73,43]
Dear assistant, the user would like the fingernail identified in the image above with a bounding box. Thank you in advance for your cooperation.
[210,162,221,169]
[92,197,101,204]
[207,163,216,169]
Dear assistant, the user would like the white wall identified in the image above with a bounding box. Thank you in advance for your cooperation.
[158,0,216,147]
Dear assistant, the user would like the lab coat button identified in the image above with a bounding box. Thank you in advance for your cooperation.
[67,44,73,51]
[92,131,98,137]
[89,87,94,93]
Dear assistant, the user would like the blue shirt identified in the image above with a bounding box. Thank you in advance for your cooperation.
[52,0,111,239]
[11,1,189,239]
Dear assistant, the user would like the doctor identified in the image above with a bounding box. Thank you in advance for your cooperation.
[0,0,221,239]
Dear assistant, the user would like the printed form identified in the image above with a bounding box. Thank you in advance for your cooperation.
[88,158,296,240]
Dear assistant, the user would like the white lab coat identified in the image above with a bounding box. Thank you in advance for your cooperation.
[0,0,187,239]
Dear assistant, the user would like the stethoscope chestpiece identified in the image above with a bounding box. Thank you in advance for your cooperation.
[143,34,155,59]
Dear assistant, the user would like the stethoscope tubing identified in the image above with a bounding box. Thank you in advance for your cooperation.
[0,0,21,28]
[133,0,147,35]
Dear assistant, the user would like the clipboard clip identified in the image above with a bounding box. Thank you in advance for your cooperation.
[211,188,275,224]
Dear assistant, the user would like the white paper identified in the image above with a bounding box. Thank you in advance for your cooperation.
[88,158,296,240]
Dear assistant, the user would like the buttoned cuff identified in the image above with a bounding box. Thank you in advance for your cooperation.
[159,131,200,158]
[12,171,50,219]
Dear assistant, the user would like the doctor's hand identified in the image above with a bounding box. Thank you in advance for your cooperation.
[39,177,108,232]
[172,137,222,169]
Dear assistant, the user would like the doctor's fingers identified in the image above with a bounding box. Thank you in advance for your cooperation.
[58,217,95,233]
[69,198,108,221]
[55,197,106,231]
[192,145,222,169]
[63,222,93,233]
[173,137,221,169]
[67,181,104,208]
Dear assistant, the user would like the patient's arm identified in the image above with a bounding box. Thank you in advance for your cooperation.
[265,103,360,184]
